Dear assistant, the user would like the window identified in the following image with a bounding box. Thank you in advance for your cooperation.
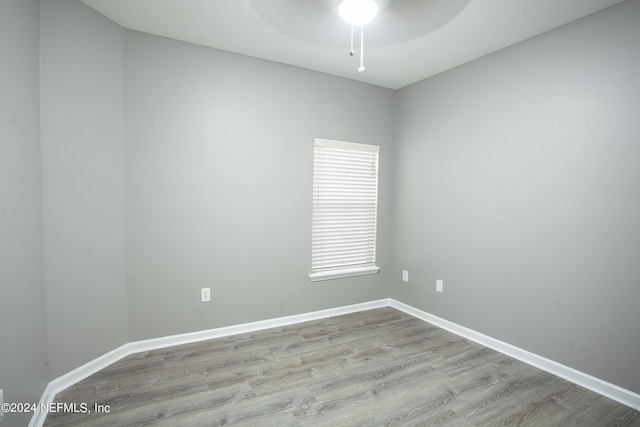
[309,138,380,281]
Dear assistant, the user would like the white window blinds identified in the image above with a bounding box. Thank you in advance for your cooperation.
[310,138,380,281]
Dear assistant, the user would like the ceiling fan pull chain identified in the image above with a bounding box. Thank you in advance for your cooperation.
[358,25,365,72]
[350,24,355,56]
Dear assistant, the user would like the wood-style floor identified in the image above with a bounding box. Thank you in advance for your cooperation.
[44,307,639,426]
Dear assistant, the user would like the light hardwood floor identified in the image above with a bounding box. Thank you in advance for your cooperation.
[44,308,639,426]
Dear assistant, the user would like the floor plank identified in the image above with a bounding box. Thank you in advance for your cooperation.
[43,308,640,426]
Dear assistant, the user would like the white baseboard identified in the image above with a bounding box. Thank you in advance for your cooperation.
[29,343,131,427]
[29,298,389,427]
[30,297,639,426]
[127,298,390,355]
[388,299,640,411]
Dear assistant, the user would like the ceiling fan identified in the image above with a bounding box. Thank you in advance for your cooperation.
[249,0,471,72]
[337,0,383,71]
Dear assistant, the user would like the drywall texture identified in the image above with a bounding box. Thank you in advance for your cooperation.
[391,0,640,394]
[124,32,395,340]
[40,0,129,378]
[0,0,49,424]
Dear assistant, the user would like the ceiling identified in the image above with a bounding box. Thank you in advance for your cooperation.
[80,0,623,89]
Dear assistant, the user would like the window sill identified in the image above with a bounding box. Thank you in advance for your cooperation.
[308,265,380,282]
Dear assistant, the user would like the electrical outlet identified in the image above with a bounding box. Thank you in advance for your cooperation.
[402,270,409,282]
[200,288,211,302]
[436,279,444,293]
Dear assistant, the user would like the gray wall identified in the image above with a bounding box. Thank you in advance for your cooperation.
[0,0,49,424]
[36,0,393,377]
[124,32,394,340]
[40,0,129,378]
[391,0,640,394]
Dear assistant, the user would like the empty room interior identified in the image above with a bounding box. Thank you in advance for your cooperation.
[1,0,639,425]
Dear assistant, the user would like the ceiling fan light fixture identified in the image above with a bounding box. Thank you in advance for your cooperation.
[338,0,378,26]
